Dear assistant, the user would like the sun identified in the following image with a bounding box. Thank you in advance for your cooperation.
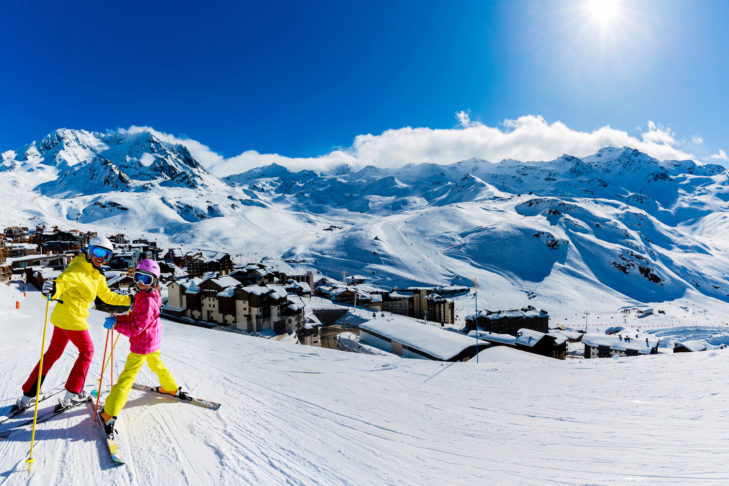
[586,0,623,28]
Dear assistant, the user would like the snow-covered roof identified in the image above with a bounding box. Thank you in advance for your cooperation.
[184,279,204,294]
[469,330,516,345]
[7,254,66,263]
[217,287,235,298]
[388,291,411,299]
[674,340,708,352]
[106,274,135,286]
[466,306,548,321]
[196,250,229,261]
[242,285,269,296]
[294,282,311,292]
[268,285,288,300]
[359,316,479,361]
[582,333,657,353]
[211,276,241,289]
[8,243,38,249]
[30,268,63,279]
[515,329,547,348]
[551,329,583,341]
[286,296,305,311]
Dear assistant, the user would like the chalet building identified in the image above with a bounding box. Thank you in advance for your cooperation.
[106,274,137,293]
[281,297,306,334]
[358,315,486,362]
[107,250,141,271]
[94,273,136,313]
[109,234,127,245]
[296,320,322,346]
[582,332,659,358]
[330,287,372,308]
[4,226,29,241]
[286,270,314,290]
[465,306,549,336]
[434,286,470,297]
[427,295,454,325]
[40,240,82,254]
[197,276,246,324]
[163,248,186,268]
[285,280,312,297]
[473,329,567,360]
[9,253,69,274]
[0,243,11,282]
[381,291,412,317]
[229,264,275,286]
[186,252,233,278]
[165,276,301,334]
[313,276,341,290]
[382,288,454,325]
[25,266,63,291]
[673,341,708,353]
[131,239,159,258]
[7,243,39,258]
[235,284,289,333]
[33,228,85,254]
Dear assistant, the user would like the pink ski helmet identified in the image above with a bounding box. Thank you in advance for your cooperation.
[136,259,160,278]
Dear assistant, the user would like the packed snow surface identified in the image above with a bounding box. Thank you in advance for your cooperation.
[1,284,728,485]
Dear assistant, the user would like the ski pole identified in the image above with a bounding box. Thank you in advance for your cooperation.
[26,296,51,473]
[94,331,121,416]
[94,329,111,416]
[100,333,121,386]
[110,330,114,388]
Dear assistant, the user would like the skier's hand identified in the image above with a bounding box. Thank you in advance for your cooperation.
[103,317,116,330]
[41,280,56,297]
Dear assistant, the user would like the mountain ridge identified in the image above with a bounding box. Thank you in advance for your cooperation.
[2,128,729,316]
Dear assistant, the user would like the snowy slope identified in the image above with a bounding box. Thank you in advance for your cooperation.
[2,285,729,484]
[4,129,729,318]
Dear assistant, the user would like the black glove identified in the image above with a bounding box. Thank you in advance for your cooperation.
[41,280,56,297]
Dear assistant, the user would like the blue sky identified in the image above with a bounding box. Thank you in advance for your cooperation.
[1,0,727,168]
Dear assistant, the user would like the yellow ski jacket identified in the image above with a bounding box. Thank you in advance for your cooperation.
[49,253,132,331]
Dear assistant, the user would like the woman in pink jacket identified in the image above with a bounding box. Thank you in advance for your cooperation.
[99,259,186,435]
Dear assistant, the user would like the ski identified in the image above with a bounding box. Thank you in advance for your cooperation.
[0,387,67,426]
[131,383,221,410]
[88,401,125,465]
[0,394,92,439]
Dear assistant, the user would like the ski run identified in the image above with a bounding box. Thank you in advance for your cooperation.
[1,285,729,484]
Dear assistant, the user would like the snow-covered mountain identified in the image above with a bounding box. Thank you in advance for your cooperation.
[3,128,729,317]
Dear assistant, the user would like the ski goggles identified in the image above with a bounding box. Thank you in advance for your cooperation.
[134,271,155,286]
[89,245,113,262]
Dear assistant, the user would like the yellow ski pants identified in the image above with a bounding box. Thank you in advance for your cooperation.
[104,351,178,417]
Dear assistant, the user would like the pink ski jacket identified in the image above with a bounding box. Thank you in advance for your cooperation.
[114,288,163,355]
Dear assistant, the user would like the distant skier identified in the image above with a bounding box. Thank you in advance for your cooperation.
[16,236,132,410]
[99,259,187,435]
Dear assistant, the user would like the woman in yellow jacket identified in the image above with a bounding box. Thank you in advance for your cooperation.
[16,236,132,410]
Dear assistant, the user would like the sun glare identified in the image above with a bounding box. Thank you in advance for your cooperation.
[586,0,622,27]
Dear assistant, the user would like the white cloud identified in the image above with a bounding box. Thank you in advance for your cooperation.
[692,135,704,145]
[213,149,357,178]
[710,149,728,161]
[641,121,677,146]
[456,110,480,128]
[123,115,700,177]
